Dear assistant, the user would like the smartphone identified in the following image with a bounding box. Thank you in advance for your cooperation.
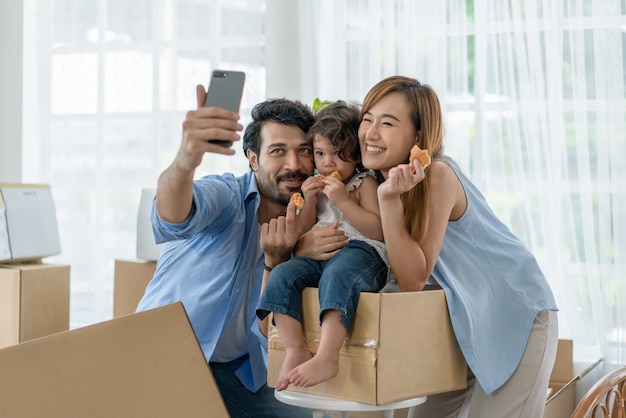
[204,70,246,147]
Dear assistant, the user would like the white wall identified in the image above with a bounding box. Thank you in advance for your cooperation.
[0,0,23,183]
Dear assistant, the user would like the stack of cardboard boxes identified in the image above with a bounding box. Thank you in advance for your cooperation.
[0,183,70,349]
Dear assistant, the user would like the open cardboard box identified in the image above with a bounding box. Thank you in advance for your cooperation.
[0,183,61,263]
[113,258,156,317]
[0,262,70,349]
[0,302,228,418]
[268,286,467,405]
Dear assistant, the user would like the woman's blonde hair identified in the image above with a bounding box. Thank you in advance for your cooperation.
[360,76,444,243]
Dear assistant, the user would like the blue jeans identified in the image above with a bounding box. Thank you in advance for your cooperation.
[209,355,312,417]
[257,240,388,330]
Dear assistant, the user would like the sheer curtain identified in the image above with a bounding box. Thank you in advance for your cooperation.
[22,0,267,328]
[298,0,626,373]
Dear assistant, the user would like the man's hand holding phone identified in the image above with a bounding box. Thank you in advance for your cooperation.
[176,85,243,172]
[156,72,245,224]
[172,70,245,173]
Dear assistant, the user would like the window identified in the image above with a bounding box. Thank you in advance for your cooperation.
[24,0,267,327]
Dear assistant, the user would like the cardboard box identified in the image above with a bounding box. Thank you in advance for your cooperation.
[268,286,467,405]
[0,183,62,263]
[0,302,229,418]
[113,259,156,317]
[0,262,70,349]
[136,188,163,261]
[544,339,574,418]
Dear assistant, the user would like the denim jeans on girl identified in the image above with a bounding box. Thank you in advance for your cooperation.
[257,240,388,330]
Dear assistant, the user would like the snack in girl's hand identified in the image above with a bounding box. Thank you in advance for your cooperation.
[328,170,343,180]
[319,170,342,180]
[409,145,431,168]
[290,192,305,211]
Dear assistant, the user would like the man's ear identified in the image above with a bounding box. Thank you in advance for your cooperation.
[248,149,259,172]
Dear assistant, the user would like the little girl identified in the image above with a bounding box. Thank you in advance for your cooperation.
[256,100,388,390]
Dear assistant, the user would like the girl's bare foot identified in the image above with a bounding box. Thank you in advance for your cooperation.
[287,354,339,387]
[275,348,313,391]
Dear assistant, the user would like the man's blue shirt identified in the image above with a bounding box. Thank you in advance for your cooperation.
[136,170,269,392]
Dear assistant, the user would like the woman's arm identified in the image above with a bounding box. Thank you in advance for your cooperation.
[378,160,463,291]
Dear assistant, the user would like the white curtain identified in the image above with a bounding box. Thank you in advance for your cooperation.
[22,0,268,328]
[298,0,626,371]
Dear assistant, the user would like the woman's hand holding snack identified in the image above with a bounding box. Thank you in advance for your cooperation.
[378,162,425,202]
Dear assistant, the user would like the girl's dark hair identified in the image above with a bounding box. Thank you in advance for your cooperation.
[242,98,315,159]
[307,100,362,166]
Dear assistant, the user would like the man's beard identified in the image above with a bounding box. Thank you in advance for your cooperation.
[258,170,308,207]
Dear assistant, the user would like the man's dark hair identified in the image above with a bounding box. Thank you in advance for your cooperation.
[242,98,315,160]
[307,100,361,164]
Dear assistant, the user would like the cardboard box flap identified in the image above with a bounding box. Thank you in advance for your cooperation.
[0,302,228,418]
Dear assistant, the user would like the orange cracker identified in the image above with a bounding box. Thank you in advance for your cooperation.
[290,192,304,210]
[328,170,343,180]
[409,145,431,168]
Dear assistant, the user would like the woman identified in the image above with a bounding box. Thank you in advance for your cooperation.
[357,75,559,417]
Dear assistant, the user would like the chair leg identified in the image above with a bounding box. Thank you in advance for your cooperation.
[382,410,394,418]
[407,406,416,418]
[312,410,325,418]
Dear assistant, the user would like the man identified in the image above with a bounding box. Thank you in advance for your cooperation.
[136,84,317,417]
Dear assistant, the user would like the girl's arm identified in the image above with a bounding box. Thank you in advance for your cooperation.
[297,176,323,233]
[378,160,464,291]
[331,176,384,241]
